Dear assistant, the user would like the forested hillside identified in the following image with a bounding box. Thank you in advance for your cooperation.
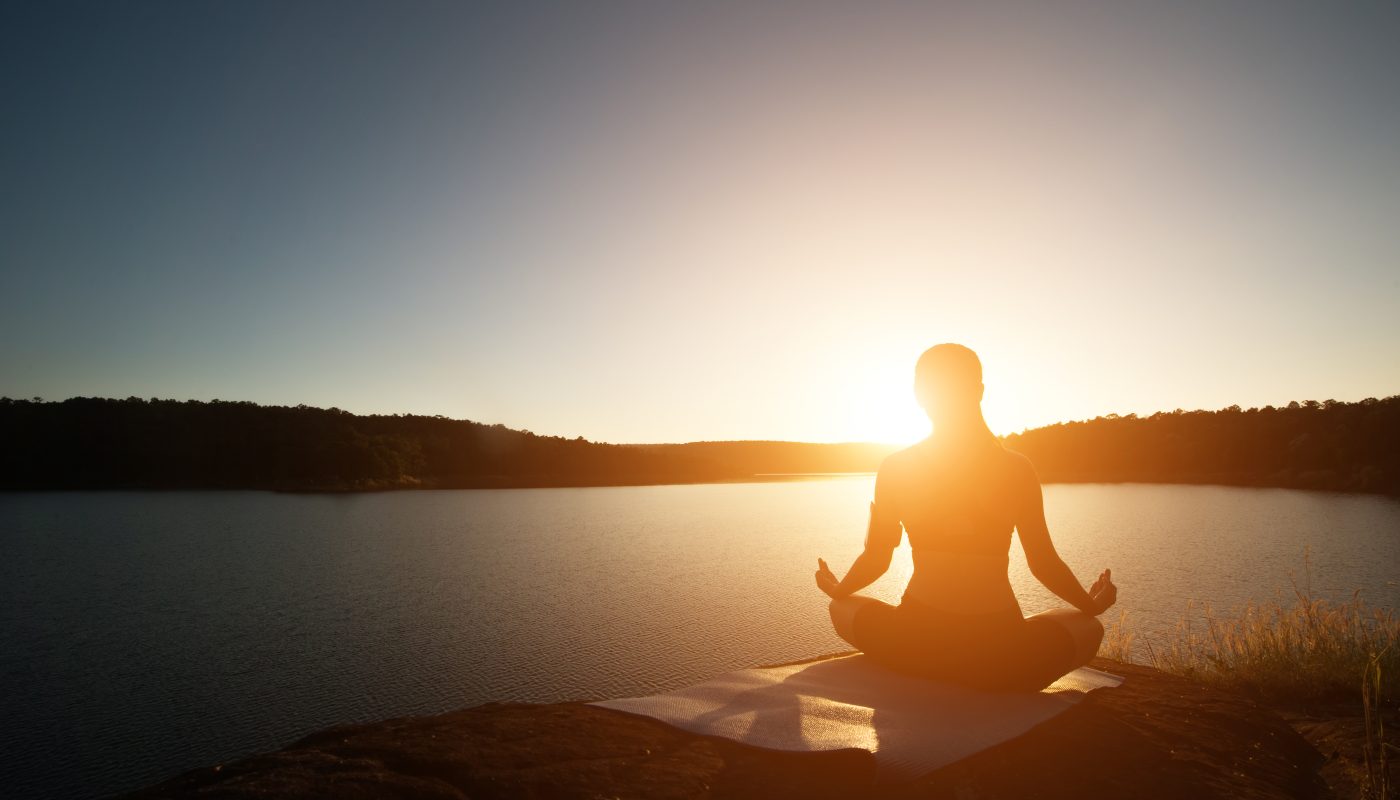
[1004,397,1400,495]
[0,398,734,490]
[1,395,1396,494]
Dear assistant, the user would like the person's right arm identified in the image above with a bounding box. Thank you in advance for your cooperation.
[818,534,895,598]
[1015,460,1116,615]
[816,462,902,598]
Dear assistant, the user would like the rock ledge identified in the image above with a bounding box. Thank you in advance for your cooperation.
[126,659,1332,799]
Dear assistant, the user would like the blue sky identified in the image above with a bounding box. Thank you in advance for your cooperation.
[3,1,1398,443]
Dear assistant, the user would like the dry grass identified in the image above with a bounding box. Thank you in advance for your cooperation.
[1099,609,1135,664]
[1362,653,1394,800]
[1132,591,1399,704]
[1099,562,1399,799]
[1101,567,1398,704]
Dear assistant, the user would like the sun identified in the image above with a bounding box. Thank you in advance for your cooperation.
[857,395,929,445]
[829,345,1034,444]
[831,367,929,444]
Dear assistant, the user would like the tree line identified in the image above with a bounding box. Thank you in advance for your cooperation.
[0,395,1396,494]
[1002,396,1400,495]
[0,397,736,490]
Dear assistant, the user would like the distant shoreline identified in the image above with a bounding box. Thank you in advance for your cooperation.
[5,396,1397,496]
[0,472,877,494]
[3,474,1396,498]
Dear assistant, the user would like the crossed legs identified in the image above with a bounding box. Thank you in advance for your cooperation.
[826,595,1104,690]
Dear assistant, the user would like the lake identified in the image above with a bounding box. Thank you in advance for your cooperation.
[3,481,1398,798]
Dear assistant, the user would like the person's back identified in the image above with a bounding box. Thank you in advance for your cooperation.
[816,344,1117,691]
[878,437,1028,620]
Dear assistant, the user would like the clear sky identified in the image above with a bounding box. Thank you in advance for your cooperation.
[3,1,1398,444]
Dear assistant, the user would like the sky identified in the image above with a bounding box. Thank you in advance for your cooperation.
[2,1,1398,444]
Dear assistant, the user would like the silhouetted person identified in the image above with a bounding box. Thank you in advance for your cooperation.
[816,344,1117,691]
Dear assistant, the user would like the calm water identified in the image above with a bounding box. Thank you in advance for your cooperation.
[3,481,1398,798]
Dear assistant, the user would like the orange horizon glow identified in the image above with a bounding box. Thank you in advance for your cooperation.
[4,4,1395,446]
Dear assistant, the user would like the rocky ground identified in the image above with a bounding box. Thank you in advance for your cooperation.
[125,658,1394,799]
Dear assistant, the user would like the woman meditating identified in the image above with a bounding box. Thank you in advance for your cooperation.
[816,344,1117,691]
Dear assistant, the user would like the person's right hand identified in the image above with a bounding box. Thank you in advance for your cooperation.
[1089,568,1117,614]
[815,558,842,599]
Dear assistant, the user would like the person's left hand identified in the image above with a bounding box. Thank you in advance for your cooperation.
[1089,568,1117,614]
[815,558,842,598]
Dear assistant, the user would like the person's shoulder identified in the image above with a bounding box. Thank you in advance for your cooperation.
[998,446,1040,485]
[877,442,926,476]
[873,444,923,502]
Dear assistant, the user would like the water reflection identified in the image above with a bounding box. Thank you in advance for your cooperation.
[1,482,1397,798]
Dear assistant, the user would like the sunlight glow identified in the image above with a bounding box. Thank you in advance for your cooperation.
[828,341,1043,444]
[841,381,929,445]
[6,3,1395,446]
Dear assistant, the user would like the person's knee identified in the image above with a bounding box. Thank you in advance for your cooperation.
[1065,613,1104,664]
[1084,615,1105,659]
[828,596,854,637]
[1029,608,1104,665]
[827,595,871,643]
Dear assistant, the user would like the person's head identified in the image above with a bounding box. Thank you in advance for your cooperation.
[914,343,985,425]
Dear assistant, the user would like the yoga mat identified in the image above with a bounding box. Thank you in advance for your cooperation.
[592,654,1122,782]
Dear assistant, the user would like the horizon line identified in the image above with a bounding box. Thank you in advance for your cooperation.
[6,392,1396,449]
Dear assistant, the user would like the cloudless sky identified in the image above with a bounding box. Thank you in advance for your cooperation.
[3,1,1398,443]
